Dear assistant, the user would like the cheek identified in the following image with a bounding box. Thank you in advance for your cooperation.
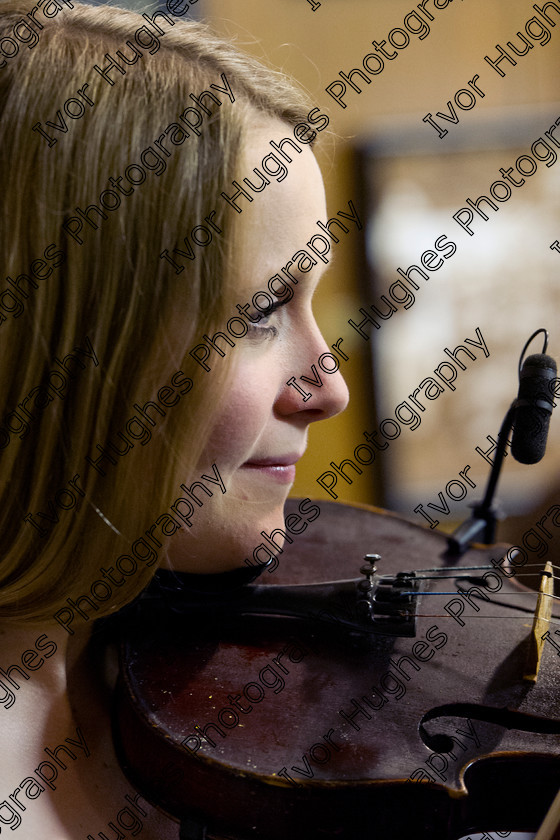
[168,361,287,573]
[204,359,278,465]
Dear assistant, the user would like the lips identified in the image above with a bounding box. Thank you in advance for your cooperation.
[240,453,303,484]
[243,453,303,468]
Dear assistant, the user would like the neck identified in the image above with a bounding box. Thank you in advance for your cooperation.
[0,618,90,711]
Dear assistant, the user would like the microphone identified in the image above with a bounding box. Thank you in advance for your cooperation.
[511,352,557,464]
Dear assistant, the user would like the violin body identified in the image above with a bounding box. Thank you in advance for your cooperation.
[112,500,560,839]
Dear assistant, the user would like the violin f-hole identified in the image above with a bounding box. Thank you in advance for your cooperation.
[419,702,560,754]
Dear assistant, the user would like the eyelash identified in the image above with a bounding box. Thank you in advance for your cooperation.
[246,299,288,340]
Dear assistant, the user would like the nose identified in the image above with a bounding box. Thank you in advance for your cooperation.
[275,325,350,423]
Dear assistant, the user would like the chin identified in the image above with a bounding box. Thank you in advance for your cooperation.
[239,496,322,574]
[241,503,290,569]
[165,498,290,574]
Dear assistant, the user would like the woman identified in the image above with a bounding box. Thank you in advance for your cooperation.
[0,1,348,836]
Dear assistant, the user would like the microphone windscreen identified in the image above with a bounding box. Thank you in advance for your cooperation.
[511,353,557,465]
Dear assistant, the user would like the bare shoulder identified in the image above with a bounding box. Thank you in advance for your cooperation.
[0,711,180,839]
[0,625,179,839]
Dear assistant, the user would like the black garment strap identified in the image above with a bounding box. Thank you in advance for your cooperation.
[154,557,274,594]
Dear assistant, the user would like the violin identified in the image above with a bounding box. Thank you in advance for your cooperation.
[109,499,560,840]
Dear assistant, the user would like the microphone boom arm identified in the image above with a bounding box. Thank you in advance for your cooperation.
[447,405,514,554]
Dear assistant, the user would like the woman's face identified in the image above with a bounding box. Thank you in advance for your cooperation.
[167,120,349,573]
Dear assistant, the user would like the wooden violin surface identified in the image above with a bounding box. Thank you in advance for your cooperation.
[112,500,560,839]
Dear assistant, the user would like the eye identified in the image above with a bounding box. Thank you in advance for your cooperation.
[245,298,289,340]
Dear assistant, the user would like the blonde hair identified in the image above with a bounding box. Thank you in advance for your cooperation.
[0,0,312,621]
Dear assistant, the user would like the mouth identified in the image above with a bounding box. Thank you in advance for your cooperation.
[240,453,303,484]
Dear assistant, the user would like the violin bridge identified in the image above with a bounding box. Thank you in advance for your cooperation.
[523,561,554,683]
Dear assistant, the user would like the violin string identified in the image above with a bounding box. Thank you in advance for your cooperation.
[413,613,560,626]
[409,571,559,582]
[399,590,560,602]
[409,562,560,574]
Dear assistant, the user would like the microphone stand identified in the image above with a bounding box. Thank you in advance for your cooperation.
[447,405,514,555]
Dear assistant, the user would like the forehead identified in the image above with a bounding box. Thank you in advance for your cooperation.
[235,119,327,280]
